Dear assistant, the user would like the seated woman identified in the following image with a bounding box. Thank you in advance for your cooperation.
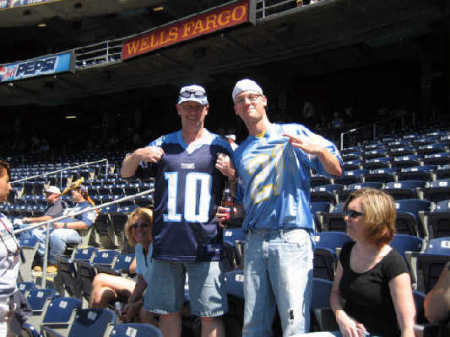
[90,207,155,324]
[50,182,97,265]
[307,188,416,337]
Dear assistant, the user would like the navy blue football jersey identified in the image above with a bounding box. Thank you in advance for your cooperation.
[138,129,233,262]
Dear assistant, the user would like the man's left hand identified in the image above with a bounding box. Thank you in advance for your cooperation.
[215,153,236,181]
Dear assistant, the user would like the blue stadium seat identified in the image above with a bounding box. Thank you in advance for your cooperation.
[40,297,82,335]
[342,159,363,171]
[96,253,135,276]
[26,288,59,329]
[314,232,353,280]
[43,308,117,337]
[310,201,332,232]
[435,164,450,180]
[341,152,362,162]
[339,182,384,202]
[310,174,333,188]
[382,180,426,200]
[310,278,337,332]
[391,234,423,260]
[423,152,450,166]
[364,157,391,170]
[322,203,346,232]
[425,200,450,238]
[106,323,163,337]
[398,165,435,182]
[417,143,448,156]
[395,199,431,237]
[422,179,450,203]
[389,146,416,158]
[364,149,387,160]
[311,184,344,204]
[333,169,366,186]
[365,168,397,183]
[18,281,37,297]
[415,237,450,292]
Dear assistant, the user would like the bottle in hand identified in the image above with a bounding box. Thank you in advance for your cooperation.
[221,186,234,225]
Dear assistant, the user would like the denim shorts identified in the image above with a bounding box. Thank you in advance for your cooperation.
[243,228,314,337]
[144,259,227,317]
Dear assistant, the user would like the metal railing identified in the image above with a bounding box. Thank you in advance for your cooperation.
[74,40,122,70]
[14,188,154,288]
[11,159,110,187]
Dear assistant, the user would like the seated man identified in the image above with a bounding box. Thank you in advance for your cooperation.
[50,183,97,266]
[19,185,68,271]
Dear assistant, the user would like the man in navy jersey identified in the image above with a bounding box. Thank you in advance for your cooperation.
[121,84,235,337]
[222,79,342,336]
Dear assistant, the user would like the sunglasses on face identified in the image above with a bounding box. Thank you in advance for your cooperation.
[131,222,149,230]
[179,90,206,98]
[343,208,364,219]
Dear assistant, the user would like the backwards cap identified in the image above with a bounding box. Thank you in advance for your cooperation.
[232,79,263,102]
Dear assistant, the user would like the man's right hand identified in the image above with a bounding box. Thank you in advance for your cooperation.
[133,146,165,163]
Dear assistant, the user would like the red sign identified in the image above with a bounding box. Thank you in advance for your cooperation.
[122,1,249,60]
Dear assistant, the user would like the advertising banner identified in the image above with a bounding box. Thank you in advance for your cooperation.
[0,0,59,9]
[122,0,249,60]
[0,52,72,82]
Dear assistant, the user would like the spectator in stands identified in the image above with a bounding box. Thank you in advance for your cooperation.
[424,261,450,324]
[90,207,155,324]
[19,186,67,271]
[121,84,235,337]
[219,78,342,336]
[0,160,20,337]
[306,188,416,337]
[49,182,97,270]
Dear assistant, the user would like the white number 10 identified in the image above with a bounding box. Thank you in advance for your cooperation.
[164,172,212,223]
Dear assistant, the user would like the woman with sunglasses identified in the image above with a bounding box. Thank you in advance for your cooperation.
[90,207,155,324]
[306,188,416,337]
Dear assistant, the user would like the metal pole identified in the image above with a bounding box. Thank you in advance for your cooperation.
[340,132,344,151]
[11,159,108,184]
[42,224,51,288]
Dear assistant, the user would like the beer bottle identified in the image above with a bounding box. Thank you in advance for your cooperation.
[221,186,234,225]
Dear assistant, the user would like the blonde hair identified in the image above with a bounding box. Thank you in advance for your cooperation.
[124,207,153,247]
[344,188,396,247]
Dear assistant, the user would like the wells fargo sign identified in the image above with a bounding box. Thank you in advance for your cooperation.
[122,0,249,60]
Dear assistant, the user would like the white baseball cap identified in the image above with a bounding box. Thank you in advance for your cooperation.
[232,79,263,102]
[177,84,208,105]
[44,186,61,194]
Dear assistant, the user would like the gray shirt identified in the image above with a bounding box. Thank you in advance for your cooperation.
[0,213,20,298]
[44,198,67,218]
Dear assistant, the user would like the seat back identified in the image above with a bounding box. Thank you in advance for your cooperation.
[68,308,116,337]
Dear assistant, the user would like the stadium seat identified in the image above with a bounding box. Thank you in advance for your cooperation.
[365,167,397,183]
[313,231,353,280]
[339,181,384,202]
[364,149,387,160]
[311,184,344,204]
[310,174,332,188]
[364,157,391,170]
[311,278,337,332]
[26,288,59,329]
[391,234,424,260]
[415,237,450,292]
[224,269,245,337]
[42,308,117,337]
[333,170,365,186]
[18,281,37,297]
[395,199,431,237]
[417,143,448,156]
[342,159,363,171]
[40,297,82,336]
[382,180,426,200]
[93,212,117,249]
[425,200,450,238]
[435,164,450,180]
[96,252,135,277]
[389,146,416,157]
[397,165,435,182]
[322,203,346,232]
[310,201,332,232]
[18,236,40,283]
[223,228,246,271]
[105,323,163,337]
[423,152,450,166]
[422,179,450,203]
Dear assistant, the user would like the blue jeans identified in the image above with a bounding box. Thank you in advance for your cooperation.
[49,229,81,264]
[243,228,314,337]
